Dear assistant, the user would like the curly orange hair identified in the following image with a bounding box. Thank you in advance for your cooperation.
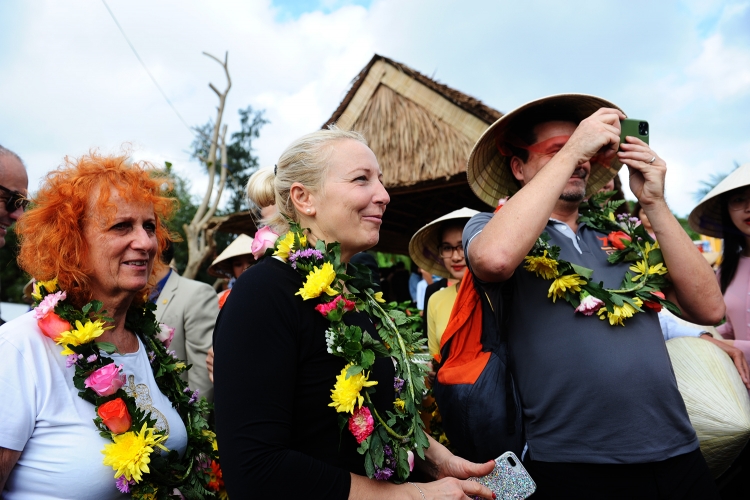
[16,151,177,307]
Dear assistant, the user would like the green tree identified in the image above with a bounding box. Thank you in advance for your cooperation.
[693,161,741,202]
[0,227,27,303]
[191,105,268,214]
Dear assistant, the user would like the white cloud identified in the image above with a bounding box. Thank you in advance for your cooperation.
[0,0,748,219]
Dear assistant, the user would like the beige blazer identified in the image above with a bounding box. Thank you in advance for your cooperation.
[155,270,218,402]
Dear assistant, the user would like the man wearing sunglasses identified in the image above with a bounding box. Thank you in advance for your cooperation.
[462,95,723,498]
[0,146,28,248]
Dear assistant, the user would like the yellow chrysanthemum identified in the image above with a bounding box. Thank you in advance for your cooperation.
[57,319,106,355]
[524,251,559,280]
[296,262,338,300]
[373,291,386,303]
[547,274,586,303]
[608,212,616,221]
[31,277,58,300]
[394,398,406,413]
[597,298,642,326]
[102,423,169,482]
[273,232,307,261]
[629,260,668,281]
[642,241,659,260]
[203,429,218,452]
[328,363,378,414]
[174,361,186,371]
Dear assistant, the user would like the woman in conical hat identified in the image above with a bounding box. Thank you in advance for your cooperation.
[689,163,750,367]
[409,207,478,357]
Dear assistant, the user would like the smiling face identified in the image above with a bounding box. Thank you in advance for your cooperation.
[510,121,590,203]
[0,154,28,248]
[306,140,390,261]
[82,188,158,303]
[440,225,467,281]
[727,186,750,241]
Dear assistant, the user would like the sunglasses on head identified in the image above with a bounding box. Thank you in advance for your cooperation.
[0,184,29,211]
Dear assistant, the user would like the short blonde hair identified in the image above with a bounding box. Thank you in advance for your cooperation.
[267,126,367,233]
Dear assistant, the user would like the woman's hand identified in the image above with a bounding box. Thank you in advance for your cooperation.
[206,346,214,383]
[412,477,495,499]
[701,335,750,389]
[617,137,666,207]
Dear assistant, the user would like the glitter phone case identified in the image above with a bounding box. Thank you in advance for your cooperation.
[468,451,536,499]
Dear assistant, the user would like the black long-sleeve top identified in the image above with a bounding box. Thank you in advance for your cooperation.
[213,257,394,499]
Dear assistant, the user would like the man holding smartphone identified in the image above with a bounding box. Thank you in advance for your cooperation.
[462,94,722,498]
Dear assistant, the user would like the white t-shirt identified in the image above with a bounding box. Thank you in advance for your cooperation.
[0,312,188,499]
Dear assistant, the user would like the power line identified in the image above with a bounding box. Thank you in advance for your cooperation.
[101,0,194,134]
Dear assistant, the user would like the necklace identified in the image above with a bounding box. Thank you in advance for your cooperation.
[268,223,430,482]
[523,193,679,325]
[31,279,221,499]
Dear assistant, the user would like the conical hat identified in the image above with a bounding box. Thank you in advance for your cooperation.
[688,163,750,238]
[666,336,750,477]
[208,234,255,278]
[408,208,479,279]
[467,94,624,207]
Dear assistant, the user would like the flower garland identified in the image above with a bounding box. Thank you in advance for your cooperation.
[260,223,430,482]
[31,279,223,499]
[523,192,680,325]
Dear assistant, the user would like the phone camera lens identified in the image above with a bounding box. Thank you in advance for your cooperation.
[639,122,649,136]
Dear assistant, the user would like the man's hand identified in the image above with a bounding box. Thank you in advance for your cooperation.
[562,107,624,165]
[617,137,666,207]
[701,335,750,389]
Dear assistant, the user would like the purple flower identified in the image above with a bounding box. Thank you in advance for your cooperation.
[115,475,135,493]
[289,248,325,269]
[87,354,98,363]
[383,445,393,459]
[393,377,404,393]
[148,351,156,363]
[374,466,394,481]
[65,354,78,368]
[189,389,200,404]
[628,217,639,223]
[617,213,628,221]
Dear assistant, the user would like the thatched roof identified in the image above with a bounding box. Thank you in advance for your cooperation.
[324,54,502,253]
[213,54,503,254]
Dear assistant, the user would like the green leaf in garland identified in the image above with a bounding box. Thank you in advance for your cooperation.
[647,248,664,267]
[345,364,364,379]
[95,342,117,354]
[360,349,375,370]
[570,263,594,280]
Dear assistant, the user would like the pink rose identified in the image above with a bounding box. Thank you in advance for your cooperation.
[156,323,175,348]
[574,294,604,316]
[85,363,126,396]
[315,295,356,317]
[251,226,279,260]
[407,450,415,472]
[38,312,72,341]
[348,406,374,444]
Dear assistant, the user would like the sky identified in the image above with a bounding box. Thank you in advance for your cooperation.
[0,0,749,217]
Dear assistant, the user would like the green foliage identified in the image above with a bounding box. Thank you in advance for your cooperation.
[190,105,269,213]
[0,226,27,303]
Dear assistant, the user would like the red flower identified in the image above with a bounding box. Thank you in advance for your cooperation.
[348,406,375,444]
[207,460,224,491]
[314,295,356,317]
[644,291,665,312]
[97,398,132,434]
[608,231,632,250]
[38,312,72,341]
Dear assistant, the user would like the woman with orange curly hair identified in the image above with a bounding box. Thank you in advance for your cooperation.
[0,152,217,498]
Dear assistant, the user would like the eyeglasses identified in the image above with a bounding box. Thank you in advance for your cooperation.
[0,184,28,212]
[439,243,464,258]
[728,194,750,211]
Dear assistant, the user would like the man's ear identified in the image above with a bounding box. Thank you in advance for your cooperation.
[289,182,316,216]
[510,156,525,182]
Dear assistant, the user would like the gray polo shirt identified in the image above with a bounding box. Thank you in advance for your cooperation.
[464,212,698,464]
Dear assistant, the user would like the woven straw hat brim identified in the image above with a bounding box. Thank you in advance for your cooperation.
[208,234,255,278]
[467,93,625,207]
[666,336,750,477]
[408,207,479,279]
[688,163,750,238]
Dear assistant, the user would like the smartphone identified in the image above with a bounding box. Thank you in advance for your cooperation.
[620,119,649,146]
[467,451,536,499]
